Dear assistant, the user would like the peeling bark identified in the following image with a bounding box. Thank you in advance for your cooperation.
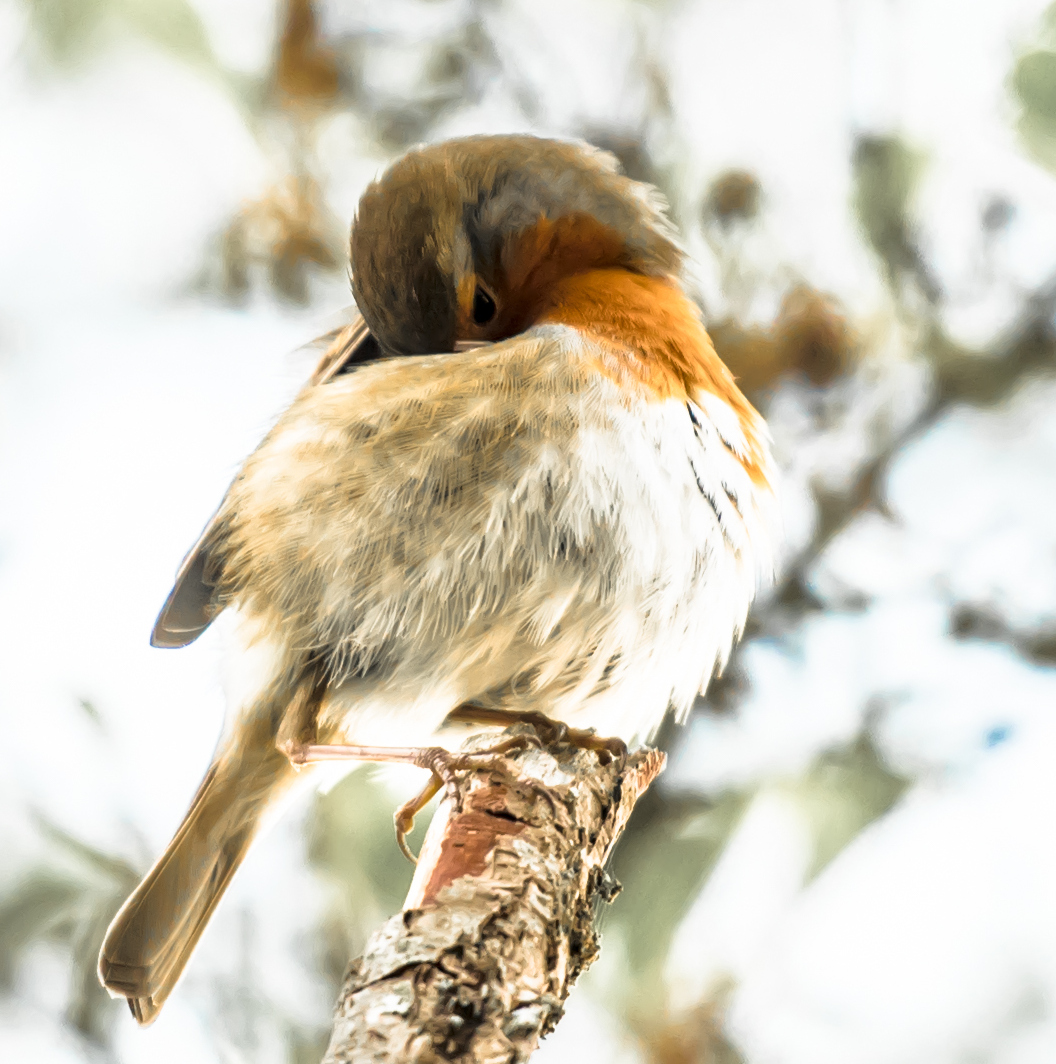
[321,735,665,1063]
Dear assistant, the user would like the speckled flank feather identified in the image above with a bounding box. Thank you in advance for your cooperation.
[214,324,775,746]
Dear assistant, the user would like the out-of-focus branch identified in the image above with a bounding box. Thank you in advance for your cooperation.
[764,266,1056,616]
[320,737,665,1063]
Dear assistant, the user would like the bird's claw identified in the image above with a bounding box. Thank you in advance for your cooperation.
[395,734,540,863]
[446,704,627,765]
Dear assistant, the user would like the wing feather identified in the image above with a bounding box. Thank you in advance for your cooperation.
[150,314,376,648]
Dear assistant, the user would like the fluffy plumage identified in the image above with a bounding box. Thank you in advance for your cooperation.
[97,134,777,1026]
[214,322,772,743]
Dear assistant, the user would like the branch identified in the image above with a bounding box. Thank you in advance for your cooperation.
[761,266,1056,624]
[320,736,665,1063]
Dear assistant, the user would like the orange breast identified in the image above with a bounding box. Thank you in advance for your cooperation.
[536,269,770,485]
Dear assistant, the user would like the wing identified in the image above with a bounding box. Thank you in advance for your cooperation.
[150,313,378,648]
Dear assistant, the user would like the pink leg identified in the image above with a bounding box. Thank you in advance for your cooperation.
[284,736,538,862]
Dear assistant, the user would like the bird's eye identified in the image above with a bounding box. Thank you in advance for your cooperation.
[472,285,497,325]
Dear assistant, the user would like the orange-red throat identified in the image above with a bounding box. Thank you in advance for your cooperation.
[535,266,770,486]
[458,212,770,487]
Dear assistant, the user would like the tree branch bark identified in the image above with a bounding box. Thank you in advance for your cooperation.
[320,735,665,1063]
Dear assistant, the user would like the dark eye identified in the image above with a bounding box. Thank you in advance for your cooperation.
[472,285,496,325]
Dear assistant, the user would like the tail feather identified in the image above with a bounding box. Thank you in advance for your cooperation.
[98,726,297,1025]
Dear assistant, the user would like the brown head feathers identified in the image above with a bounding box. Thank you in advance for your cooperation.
[350,135,683,357]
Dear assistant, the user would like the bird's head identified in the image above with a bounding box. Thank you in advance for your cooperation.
[349,134,683,356]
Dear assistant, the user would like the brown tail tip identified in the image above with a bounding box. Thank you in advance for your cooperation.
[98,954,162,1027]
[95,728,298,1027]
[128,995,161,1026]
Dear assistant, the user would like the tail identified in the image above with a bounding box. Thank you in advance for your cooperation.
[98,719,299,1025]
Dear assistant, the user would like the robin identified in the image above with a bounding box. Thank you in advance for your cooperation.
[97,134,777,1025]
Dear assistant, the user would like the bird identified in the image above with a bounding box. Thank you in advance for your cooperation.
[97,133,778,1026]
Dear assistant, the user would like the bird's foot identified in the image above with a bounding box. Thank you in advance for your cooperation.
[283,733,540,863]
[445,704,628,765]
[392,734,540,863]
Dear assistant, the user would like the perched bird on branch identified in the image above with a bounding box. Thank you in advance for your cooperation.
[97,134,777,1025]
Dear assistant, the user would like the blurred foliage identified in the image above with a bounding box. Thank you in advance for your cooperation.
[274,0,339,110]
[638,996,744,1064]
[789,732,908,879]
[711,284,856,400]
[701,161,859,401]
[699,166,862,398]
[1012,3,1056,173]
[287,1026,332,1064]
[0,813,140,1047]
[951,604,1056,669]
[704,170,761,228]
[212,174,342,305]
[852,134,940,304]
[589,129,669,194]
[277,0,510,153]
[610,790,747,996]
[21,0,215,71]
[596,730,905,1060]
[306,768,426,986]
[367,20,503,151]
